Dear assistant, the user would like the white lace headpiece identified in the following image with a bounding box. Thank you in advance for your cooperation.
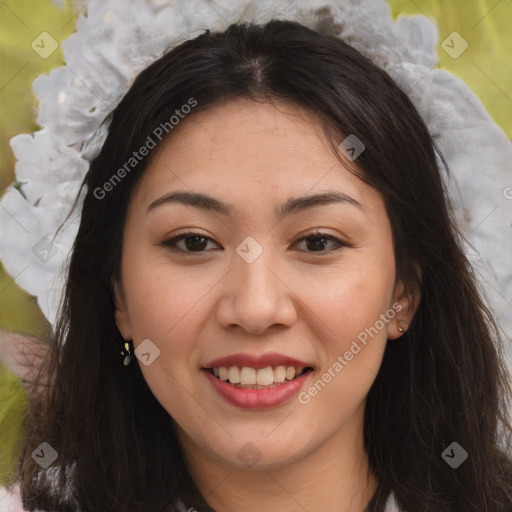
[0,0,510,354]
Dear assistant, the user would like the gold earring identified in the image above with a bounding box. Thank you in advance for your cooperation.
[120,339,134,366]
[397,325,404,333]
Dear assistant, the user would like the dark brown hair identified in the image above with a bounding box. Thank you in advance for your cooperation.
[14,14,512,512]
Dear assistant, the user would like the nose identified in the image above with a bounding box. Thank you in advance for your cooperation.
[215,249,297,335]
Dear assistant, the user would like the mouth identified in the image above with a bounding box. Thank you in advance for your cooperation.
[205,365,314,389]
[202,353,315,409]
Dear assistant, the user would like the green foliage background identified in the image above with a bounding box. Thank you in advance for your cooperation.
[0,0,510,488]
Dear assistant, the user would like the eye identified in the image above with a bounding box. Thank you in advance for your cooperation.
[161,232,220,253]
[161,230,347,254]
[294,231,347,253]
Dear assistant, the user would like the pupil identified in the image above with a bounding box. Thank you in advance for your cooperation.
[306,236,327,251]
[186,235,207,251]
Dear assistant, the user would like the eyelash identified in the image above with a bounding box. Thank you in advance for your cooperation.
[161,230,349,255]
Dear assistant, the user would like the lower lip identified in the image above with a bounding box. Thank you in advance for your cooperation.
[203,369,312,409]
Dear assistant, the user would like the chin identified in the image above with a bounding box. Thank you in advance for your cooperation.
[201,425,314,469]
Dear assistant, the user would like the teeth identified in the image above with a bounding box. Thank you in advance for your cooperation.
[256,366,274,386]
[211,365,308,386]
[240,367,257,385]
[228,366,240,384]
[273,365,286,383]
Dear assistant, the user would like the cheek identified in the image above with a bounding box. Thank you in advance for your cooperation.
[121,259,213,418]
[119,255,218,415]
[293,250,395,400]
[122,251,213,341]
[295,250,395,343]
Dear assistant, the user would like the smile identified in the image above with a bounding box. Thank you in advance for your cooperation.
[209,365,310,388]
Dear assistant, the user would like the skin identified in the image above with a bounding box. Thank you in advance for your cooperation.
[114,97,419,512]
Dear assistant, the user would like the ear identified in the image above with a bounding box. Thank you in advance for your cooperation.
[388,266,421,340]
[113,279,132,340]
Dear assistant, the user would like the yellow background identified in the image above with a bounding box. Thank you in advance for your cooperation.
[0,0,511,486]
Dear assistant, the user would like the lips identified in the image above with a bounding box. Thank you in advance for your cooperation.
[202,352,314,409]
[204,352,312,369]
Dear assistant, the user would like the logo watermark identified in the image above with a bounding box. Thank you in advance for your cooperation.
[31,32,58,59]
[441,442,468,469]
[441,32,468,59]
[338,134,365,161]
[236,442,262,468]
[93,97,198,200]
[31,442,58,469]
[134,338,161,366]
[298,302,403,405]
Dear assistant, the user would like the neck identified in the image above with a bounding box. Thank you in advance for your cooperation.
[178,404,378,512]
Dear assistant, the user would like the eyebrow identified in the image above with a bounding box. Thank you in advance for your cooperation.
[146,190,366,218]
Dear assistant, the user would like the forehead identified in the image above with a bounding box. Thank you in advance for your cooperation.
[132,97,379,214]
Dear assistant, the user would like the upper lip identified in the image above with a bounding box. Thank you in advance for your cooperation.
[204,352,313,370]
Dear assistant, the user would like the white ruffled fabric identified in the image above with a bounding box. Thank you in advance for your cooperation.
[0,484,40,512]
[0,0,510,358]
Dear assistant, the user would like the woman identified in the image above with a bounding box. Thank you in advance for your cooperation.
[2,12,512,512]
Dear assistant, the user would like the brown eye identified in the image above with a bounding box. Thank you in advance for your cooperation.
[161,231,347,255]
[162,233,220,253]
[295,233,346,253]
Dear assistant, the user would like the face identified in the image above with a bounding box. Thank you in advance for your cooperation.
[114,97,416,472]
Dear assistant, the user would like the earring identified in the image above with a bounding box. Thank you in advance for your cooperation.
[120,339,134,366]
[397,325,405,333]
